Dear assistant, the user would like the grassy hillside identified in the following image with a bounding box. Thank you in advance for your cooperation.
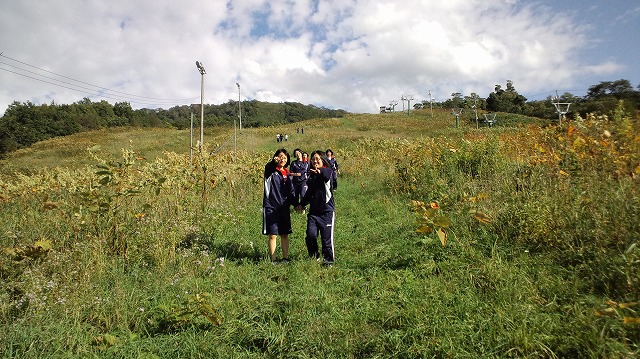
[1,109,639,358]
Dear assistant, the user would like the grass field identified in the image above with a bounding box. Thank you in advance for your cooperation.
[1,109,639,358]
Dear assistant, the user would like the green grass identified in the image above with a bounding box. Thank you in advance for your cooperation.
[1,110,639,357]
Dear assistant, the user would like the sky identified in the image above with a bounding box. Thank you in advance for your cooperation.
[1,0,638,115]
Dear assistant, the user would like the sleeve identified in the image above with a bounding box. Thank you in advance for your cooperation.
[286,176,299,207]
[264,161,276,178]
[320,167,333,182]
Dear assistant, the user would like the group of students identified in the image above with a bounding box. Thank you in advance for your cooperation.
[262,148,339,267]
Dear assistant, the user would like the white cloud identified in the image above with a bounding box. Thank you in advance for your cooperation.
[1,0,635,115]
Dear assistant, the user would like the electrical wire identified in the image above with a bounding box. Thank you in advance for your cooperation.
[0,53,199,107]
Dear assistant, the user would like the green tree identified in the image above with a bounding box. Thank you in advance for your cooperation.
[442,92,464,109]
[486,80,527,113]
[582,79,639,117]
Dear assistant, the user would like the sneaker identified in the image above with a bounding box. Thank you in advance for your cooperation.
[322,261,334,268]
[280,258,290,264]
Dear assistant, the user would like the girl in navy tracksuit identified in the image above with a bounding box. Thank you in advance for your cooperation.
[326,149,339,191]
[263,148,298,263]
[289,148,309,204]
[298,150,336,266]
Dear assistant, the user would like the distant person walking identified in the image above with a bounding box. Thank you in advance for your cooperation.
[263,148,298,263]
[297,150,336,267]
[326,149,339,191]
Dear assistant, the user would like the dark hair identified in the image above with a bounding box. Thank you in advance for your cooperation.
[310,150,331,168]
[326,149,333,156]
[293,148,302,158]
[264,148,290,177]
[273,148,290,167]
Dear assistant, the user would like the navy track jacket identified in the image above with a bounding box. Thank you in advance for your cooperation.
[289,160,309,186]
[263,163,297,209]
[300,167,334,215]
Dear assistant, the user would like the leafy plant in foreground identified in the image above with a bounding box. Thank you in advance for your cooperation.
[409,200,451,246]
[145,292,222,334]
[77,148,164,256]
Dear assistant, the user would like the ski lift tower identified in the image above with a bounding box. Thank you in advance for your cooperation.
[451,108,463,128]
[389,100,398,112]
[483,113,496,127]
[553,101,571,126]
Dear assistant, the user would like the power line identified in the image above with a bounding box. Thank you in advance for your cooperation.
[0,53,199,106]
[0,66,184,107]
[1,53,197,102]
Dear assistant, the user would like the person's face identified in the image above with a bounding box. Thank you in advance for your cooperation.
[302,153,308,161]
[274,153,287,167]
[295,151,302,160]
[311,153,323,169]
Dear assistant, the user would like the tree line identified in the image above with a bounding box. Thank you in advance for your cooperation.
[417,79,640,120]
[0,98,346,156]
[2,79,637,157]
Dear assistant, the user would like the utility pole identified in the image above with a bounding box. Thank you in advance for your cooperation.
[429,90,433,118]
[401,95,406,112]
[195,61,206,148]
[190,112,193,169]
[236,82,242,131]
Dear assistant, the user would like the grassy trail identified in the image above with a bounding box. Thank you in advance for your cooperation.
[1,111,639,358]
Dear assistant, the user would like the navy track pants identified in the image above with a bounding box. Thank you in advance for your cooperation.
[305,211,335,263]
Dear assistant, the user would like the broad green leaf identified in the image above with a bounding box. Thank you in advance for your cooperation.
[437,228,447,246]
[102,334,119,346]
[33,239,52,251]
[422,207,437,218]
[433,215,451,228]
[471,210,493,224]
[416,225,432,234]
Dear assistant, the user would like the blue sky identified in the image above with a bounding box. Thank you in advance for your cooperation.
[1,0,638,114]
